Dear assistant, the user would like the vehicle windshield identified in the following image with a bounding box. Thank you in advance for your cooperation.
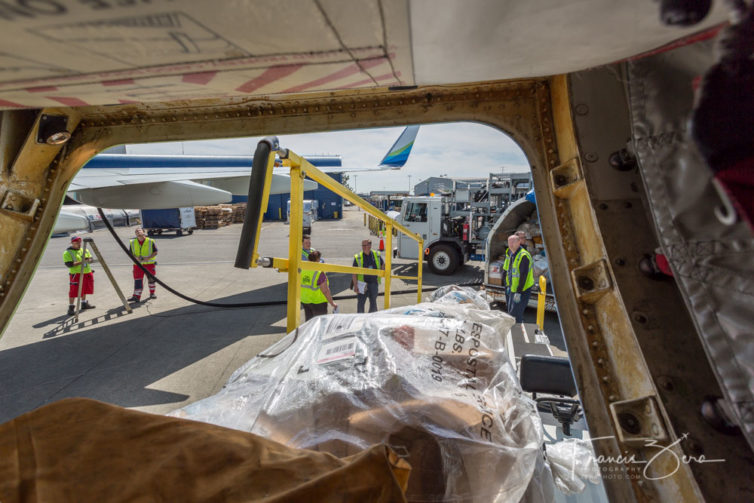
[404,202,427,222]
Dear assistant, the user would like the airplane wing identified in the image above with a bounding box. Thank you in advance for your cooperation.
[68,156,320,209]
[53,211,90,234]
[68,127,418,209]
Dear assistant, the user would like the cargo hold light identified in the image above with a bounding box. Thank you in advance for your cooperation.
[37,114,71,145]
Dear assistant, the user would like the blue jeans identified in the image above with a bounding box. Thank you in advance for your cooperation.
[507,288,532,323]
[357,281,379,313]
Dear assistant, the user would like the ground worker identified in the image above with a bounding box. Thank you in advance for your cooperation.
[63,235,95,315]
[127,227,158,303]
[352,239,384,313]
[504,234,534,323]
[300,250,337,320]
[302,234,314,260]
[302,234,324,262]
[502,233,518,309]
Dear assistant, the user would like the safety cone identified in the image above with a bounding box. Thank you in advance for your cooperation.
[379,231,385,251]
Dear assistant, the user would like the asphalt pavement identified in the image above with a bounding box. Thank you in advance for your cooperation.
[0,206,562,423]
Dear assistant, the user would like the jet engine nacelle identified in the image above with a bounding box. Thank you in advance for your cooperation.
[71,181,232,209]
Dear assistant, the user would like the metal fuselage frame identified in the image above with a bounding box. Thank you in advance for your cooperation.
[0,76,747,501]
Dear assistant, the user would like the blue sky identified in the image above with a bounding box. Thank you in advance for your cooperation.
[127,122,530,192]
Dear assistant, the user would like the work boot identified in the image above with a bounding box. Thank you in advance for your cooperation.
[67,305,75,316]
[149,294,157,300]
[82,302,95,309]
[127,296,140,303]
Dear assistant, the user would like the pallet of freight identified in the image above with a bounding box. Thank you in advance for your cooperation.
[193,205,234,229]
[232,203,247,223]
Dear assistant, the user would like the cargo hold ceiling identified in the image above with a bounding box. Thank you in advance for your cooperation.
[0,0,728,109]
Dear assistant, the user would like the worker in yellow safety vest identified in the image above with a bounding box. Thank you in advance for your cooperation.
[351,239,384,313]
[502,233,519,310]
[503,234,534,323]
[302,234,314,260]
[63,235,95,315]
[300,250,337,320]
[127,227,158,303]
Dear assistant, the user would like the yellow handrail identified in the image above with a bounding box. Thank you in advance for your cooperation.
[259,148,424,332]
[536,275,547,331]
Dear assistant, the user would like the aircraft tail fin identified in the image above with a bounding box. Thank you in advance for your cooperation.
[378,125,419,169]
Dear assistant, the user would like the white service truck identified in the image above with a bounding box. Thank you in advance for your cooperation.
[394,174,530,274]
[395,194,500,275]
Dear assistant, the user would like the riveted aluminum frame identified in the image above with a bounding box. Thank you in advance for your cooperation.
[0,75,748,501]
[567,65,753,502]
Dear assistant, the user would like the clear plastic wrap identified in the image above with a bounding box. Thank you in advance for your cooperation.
[170,287,544,502]
[427,285,492,310]
[545,438,602,495]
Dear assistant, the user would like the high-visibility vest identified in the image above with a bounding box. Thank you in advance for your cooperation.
[503,248,512,287]
[504,248,534,292]
[131,238,157,264]
[301,270,327,304]
[63,247,92,274]
[354,251,382,285]
[302,248,315,260]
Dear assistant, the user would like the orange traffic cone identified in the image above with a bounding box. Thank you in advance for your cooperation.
[379,231,385,251]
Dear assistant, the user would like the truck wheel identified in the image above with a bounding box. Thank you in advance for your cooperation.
[428,245,459,275]
[147,230,154,236]
[188,229,194,235]
[177,229,183,236]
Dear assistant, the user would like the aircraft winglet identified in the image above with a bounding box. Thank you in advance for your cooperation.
[378,125,419,169]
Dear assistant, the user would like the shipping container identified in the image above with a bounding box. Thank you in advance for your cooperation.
[141,207,196,236]
[264,194,286,221]
[304,172,343,220]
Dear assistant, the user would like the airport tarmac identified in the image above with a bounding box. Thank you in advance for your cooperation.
[0,206,563,424]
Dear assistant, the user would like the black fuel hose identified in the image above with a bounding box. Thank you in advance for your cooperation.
[98,207,481,307]
[235,137,277,269]
[98,207,283,307]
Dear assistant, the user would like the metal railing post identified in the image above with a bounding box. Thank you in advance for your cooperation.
[384,224,392,309]
[417,241,423,304]
[536,275,546,331]
[286,164,304,332]
[86,238,132,314]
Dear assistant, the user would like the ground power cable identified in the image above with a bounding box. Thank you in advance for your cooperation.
[98,208,282,308]
[98,208,481,308]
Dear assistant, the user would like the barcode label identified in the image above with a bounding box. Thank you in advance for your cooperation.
[322,317,364,341]
[317,338,357,364]
[326,342,354,355]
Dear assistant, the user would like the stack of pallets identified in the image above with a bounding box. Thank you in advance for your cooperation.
[232,203,246,223]
[219,203,247,224]
[194,206,234,229]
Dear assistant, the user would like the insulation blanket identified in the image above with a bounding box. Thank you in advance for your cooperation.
[171,287,543,502]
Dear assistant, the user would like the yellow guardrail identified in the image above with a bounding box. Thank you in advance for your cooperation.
[252,148,424,332]
[367,214,398,237]
[536,275,546,331]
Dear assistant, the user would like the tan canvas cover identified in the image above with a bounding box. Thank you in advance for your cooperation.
[0,398,410,503]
